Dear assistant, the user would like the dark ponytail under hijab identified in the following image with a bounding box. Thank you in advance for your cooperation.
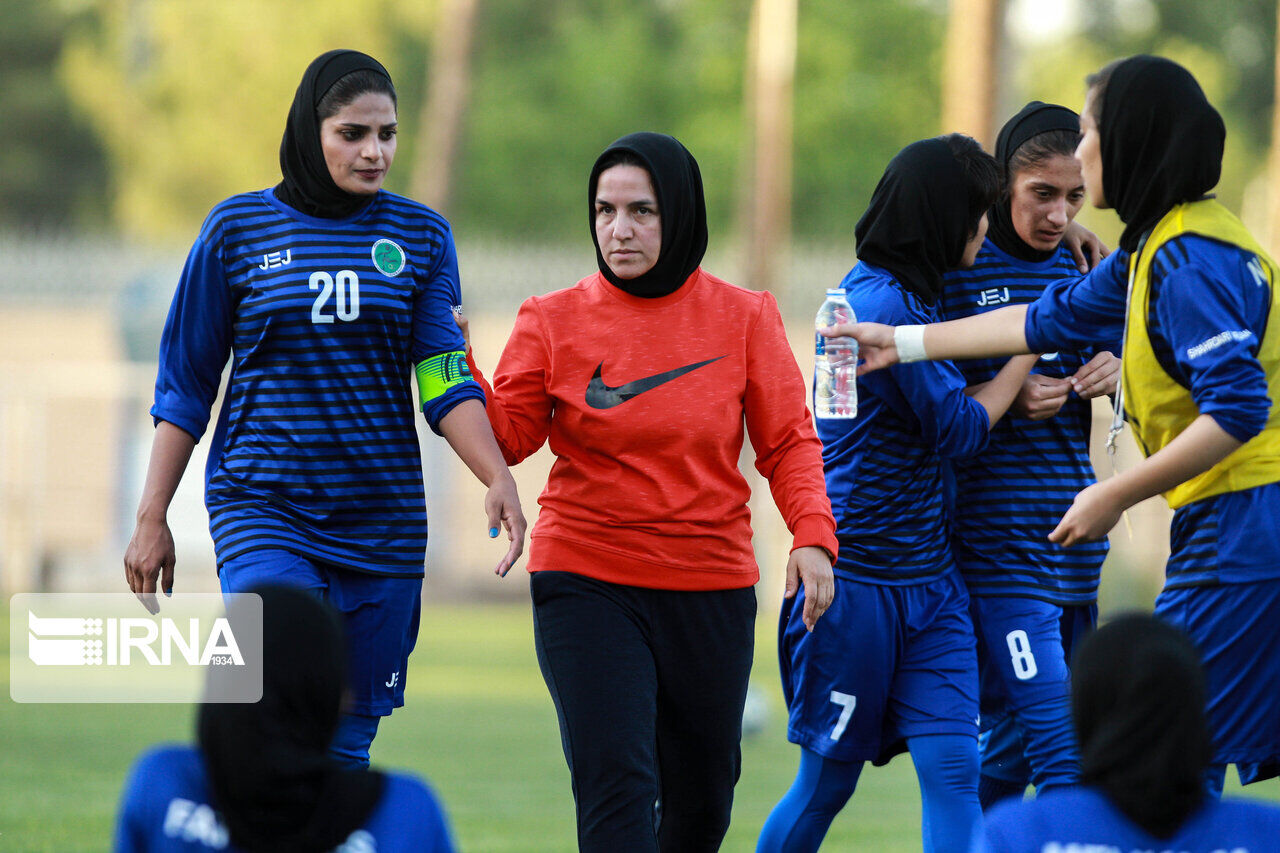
[1072,613,1211,839]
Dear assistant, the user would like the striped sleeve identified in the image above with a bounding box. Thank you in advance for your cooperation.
[1023,250,1127,353]
[151,235,233,441]
[1150,238,1271,443]
[411,225,483,431]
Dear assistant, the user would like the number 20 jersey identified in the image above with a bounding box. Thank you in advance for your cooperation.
[151,189,482,576]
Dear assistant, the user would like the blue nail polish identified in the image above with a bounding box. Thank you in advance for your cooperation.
[489,527,499,538]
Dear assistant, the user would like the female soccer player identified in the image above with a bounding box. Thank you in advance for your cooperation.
[978,614,1280,851]
[115,586,457,852]
[122,50,525,766]
[940,102,1119,807]
[839,55,1280,793]
[758,135,1039,853]
[460,131,837,852]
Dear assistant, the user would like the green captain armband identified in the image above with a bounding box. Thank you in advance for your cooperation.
[415,350,474,410]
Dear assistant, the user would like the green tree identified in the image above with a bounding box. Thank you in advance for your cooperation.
[55,0,951,246]
[448,0,751,244]
[1013,0,1274,231]
[451,0,947,244]
[791,0,947,241]
[0,0,108,229]
[1084,0,1273,146]
[60,0,431,241]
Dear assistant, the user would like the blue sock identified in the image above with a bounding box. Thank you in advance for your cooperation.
[909,734,981,853]
[1205,763,1226,799]
[757,748,863,853]
[977,774,1026,810]
[330,712,381,768]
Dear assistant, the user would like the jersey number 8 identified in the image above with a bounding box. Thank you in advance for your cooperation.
[310,270,361,324]
[1005,630,1039,680]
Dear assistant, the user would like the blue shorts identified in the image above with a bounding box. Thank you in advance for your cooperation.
[219,549,422,716]
[779,570,978,764]
[1156,578,1280,784]
[972,598,1095,785]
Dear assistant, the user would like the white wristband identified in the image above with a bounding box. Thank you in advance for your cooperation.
[894,325,928,363]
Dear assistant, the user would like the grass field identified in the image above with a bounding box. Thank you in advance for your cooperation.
[3,602,1277,852]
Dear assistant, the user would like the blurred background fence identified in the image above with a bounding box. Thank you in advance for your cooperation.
[0,234,1169,617]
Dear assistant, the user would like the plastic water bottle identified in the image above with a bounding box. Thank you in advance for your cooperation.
[815,288,858,419]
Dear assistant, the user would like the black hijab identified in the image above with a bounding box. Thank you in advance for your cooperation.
[275,49,394,220]
[198,586,385,852]
[1096,55,1225,252]
[588,132,708,298]
[988,101,1080,263]
[854,137,971,305]
[1073,613,1211,839]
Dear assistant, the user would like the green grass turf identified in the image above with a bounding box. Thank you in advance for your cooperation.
[3,602,1278,851]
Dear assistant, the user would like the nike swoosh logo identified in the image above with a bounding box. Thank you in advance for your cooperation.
[585,356,726,409]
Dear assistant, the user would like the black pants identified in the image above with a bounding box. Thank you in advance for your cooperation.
[531,570,757,853]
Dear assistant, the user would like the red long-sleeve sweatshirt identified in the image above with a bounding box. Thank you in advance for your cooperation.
[469,269,837,591]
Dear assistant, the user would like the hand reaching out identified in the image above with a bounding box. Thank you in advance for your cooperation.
[823,323,899,374]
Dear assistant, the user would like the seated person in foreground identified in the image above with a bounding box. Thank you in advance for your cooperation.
[115,585,456,852]
[976,613,1280,852]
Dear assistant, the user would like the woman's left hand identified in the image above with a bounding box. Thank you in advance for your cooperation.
[1062,221,1110,273]
[486,471,526,576]
[1070,351,1121,399]
[785,546,835,631]
[1049,481,1124,547]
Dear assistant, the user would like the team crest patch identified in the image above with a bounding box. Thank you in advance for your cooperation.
[371,239,406,277]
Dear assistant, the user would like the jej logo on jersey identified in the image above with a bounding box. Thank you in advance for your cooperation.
[371,238,406,276]
[10,593,263,703]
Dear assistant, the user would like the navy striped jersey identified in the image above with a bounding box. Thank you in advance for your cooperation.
[940,240,1112,604]
[1026,237,1278,588]
[152,189,482,576]
[818,263,991,585]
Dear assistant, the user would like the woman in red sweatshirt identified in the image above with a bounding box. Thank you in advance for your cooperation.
[462,132,837,852]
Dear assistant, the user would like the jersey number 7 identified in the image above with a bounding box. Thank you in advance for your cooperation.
[829,691,857,740]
